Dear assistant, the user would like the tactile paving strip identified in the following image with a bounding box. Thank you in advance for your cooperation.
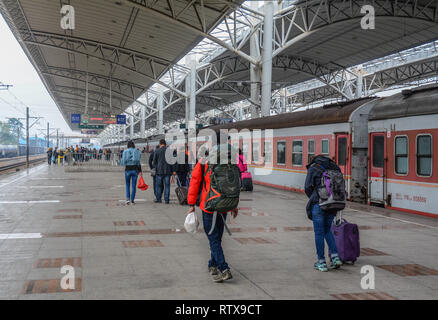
[53,215,82,219]
[377,264,438,276]
[23,279,82,294]
[122,240,164,248]
[234,237,277,244]
[56,209,83,213]
[34,257,82,268]
[360,248,389,256]
[331,292,398,300]
[240,212,268,216]
[113,221,145,226]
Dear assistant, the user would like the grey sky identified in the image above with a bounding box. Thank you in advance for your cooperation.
[0,14,76,138]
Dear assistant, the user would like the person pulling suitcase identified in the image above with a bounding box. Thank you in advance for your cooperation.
[304,154,344,272]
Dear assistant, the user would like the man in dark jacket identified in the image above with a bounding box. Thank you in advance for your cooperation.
[149,145,159,200]
[153,140,174,204]
[305,155,343,272]
[174,145,190,187]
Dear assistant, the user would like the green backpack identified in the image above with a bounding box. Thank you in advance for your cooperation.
[203,144,241,213]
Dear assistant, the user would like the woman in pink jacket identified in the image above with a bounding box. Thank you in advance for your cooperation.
[236,148,247,176]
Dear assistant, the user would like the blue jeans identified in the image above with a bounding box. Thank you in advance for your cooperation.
[202,212,229,272]
[312,204,338,262]
[155,174,171,203]
[125,170,138,203]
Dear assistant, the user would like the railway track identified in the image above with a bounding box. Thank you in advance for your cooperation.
[0,156,46,173]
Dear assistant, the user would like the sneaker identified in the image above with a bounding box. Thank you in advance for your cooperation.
[221,269,233,281]
[125,200,130,205]
[131,201,135,205]
[211,272,223,283]
[330,256,343,269]
[314,261,328,272]
[154,200,161,203]
[209,266,219,276]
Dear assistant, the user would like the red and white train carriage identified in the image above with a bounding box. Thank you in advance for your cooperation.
[367,86,438,217]
[106,85,438,217]
[209,85,438,217]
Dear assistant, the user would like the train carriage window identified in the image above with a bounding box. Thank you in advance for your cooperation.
[276,141,286,165]
[264,141,272,164]
[337,137,347,166]
[242,142,249,162]
[292,140,303,166]
[252,141,260,163]
[395,136,408,175]
[417,135,432,176]
[372,135,384,168]
[321,139,329,156]
[308,140,315,164]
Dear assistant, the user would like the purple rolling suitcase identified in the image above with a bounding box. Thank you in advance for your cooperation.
[330,212,360,263]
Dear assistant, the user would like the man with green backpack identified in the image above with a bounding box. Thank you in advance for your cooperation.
[186,132,240,283]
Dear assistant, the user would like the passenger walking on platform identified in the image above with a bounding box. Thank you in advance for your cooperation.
[53,148,58,165]
[149,145,159,201]
[187,132,240,283]
[174,145,190,187]
[121,140,142,205]
[236,148,247,186]
[153,139,173,204]
[305,155,343,272]
[47,147,53,165]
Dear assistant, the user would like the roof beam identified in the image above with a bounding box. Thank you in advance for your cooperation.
[272,0,438,58]
[22,30,188,97]
[117,0,259,65]
[43,70,156,113]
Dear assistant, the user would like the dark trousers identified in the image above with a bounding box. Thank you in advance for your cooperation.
[155,174,171,203]
[177,172,188,187]
[152,175,157,199]
[202,211,229,272]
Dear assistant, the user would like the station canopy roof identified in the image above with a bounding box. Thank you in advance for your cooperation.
[0,0,244,130]
[159,0,438,127]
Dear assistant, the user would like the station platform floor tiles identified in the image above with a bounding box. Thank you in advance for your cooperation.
[0,164,437,300]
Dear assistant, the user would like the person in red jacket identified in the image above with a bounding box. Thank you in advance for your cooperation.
[186,137,238,283]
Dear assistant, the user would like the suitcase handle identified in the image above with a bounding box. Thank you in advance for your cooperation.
[334,211,346,226]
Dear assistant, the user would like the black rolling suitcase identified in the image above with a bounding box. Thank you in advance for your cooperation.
[241,171,253,191]
[175,176,188,205]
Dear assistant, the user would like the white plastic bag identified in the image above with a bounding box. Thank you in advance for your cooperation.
[184,212,199,233]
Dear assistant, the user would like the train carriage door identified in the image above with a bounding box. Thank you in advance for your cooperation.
[336,134,348,175]
[369,132,386,204]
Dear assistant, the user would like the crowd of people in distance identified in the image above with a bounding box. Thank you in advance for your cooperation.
[46,145,112,165]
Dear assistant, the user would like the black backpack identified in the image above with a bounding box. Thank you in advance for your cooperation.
[313,163,346,211]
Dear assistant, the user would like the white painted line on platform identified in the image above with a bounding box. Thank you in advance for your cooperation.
[0,164,45,189]
[352,210,438,230]
[16,186,64,189]
[0,200,60,204]
[30,178,66,180]
[0,233,42,240]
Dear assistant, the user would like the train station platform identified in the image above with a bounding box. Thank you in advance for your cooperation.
[0,163,437,300]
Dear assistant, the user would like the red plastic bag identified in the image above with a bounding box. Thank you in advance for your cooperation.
[137,176,148,191]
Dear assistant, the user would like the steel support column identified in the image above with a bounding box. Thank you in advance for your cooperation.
[250,0,261,118]
[189,57,197,124]
[261,1,274,117]
[158,89,164,135]
[185,75,190,127]
[140,104,146,138]
[129,115,134,139]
